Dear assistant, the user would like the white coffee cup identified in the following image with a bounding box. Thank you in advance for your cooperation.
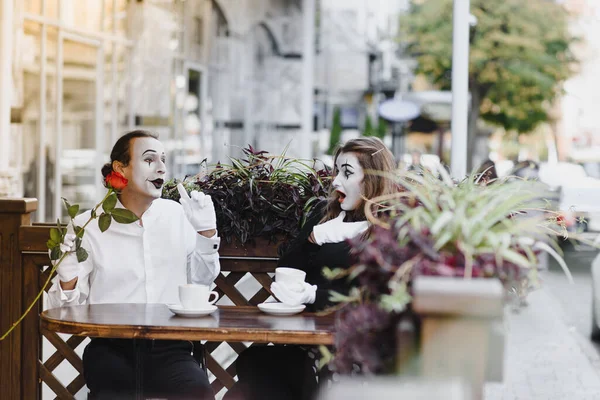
[275,267,306,292]
[179,284,218,309]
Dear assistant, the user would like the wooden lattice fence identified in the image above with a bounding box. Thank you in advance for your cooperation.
[1,199,280,399]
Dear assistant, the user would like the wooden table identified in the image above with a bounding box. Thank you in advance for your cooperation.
[41,304,336,399]
[40,303,335,345]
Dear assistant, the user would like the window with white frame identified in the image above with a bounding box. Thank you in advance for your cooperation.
[15,0,132,223]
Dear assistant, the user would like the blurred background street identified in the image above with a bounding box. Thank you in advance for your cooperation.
[483,238,600,400]
[546,239,600,346]
[3,0,600,398]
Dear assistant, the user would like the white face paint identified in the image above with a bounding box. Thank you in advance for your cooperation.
[332,152,365,211]
[121,137,166,201]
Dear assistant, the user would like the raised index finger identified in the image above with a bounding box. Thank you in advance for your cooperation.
[176,183,191,203]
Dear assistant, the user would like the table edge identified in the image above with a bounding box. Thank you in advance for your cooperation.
[40,308,335,345]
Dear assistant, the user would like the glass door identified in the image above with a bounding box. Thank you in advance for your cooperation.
[54,33,104,220]
[179,62,208,178]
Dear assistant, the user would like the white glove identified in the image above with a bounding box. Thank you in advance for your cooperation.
[177,183,217,232]
[48,233,80,282]
[271,281,317,306]
[312,211,369,245]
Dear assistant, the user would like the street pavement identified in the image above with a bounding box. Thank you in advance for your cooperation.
[485,241,600,400]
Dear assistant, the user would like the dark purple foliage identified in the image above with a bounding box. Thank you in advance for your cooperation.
[332,303,398,374]
[162,147,332,246]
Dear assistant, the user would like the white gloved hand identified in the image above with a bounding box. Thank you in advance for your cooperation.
[271,281,317,306]
[312,211,369,245]
[48,233,80,282]
[177,183,217,232]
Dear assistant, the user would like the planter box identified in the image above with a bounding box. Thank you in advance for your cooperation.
[413,276,505,400]
[219,237,282,259]
[319,377,473,400]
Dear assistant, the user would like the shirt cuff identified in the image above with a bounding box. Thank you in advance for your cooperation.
[57,282,79,303]
[195,231,221,254]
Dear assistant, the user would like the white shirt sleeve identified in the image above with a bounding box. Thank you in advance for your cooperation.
[46,224,94,308]
[185,217,221,285]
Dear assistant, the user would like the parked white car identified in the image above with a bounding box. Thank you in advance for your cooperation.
[538,162,588,190]
[539,162,600,232]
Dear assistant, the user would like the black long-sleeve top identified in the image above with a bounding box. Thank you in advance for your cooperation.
[277,202,355,312]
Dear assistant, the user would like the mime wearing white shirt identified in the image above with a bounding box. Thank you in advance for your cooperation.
[47,196,219,307]
[47,130,217,400]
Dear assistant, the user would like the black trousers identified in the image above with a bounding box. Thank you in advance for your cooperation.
[83,338,214,400]
[224,345,318,400]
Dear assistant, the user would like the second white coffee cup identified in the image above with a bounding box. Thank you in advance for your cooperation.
[179,284,219,309]
[275,267,306,292]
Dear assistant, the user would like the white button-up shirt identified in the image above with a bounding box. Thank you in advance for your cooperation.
[47,198,221,308]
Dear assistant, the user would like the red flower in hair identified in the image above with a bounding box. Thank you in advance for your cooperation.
[105,171,128,191]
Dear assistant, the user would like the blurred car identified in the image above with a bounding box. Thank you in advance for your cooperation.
[590,252,600,341]
[538,162,588,190]
[505,161,561,222]
[539,162,600,232]
[401,153,442,175]
[582,162,600,179]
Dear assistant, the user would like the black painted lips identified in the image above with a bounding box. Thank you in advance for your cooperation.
[150,178,164,189]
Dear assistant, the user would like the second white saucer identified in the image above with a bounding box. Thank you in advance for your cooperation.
[257,302,305,316]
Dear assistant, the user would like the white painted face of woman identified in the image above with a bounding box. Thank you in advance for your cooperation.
[332,152,365,211]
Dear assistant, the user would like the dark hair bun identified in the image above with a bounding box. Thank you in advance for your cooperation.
[101,163,113,179]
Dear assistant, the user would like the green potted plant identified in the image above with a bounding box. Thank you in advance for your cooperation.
[327,108,343,155]
[376,117,387,140]
[162,146,332,256]
[363,115,374,137]
[322,168,571,374]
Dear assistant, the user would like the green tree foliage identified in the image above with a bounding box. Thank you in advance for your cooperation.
[363,115,374,137]
[402,0,576,164]
[376,117,387,140]
[328,107,343,155]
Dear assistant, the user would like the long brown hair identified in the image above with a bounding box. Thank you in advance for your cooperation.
[321,137,397,223]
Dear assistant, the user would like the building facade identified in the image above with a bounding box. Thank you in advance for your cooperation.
[1,0,408,224]
[1,0,322,223]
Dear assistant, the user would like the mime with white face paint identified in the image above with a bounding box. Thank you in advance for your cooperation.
[47,130,218,399]
[227,137,397,400]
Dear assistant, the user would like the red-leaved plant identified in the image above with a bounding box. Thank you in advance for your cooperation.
[162,146,332,251]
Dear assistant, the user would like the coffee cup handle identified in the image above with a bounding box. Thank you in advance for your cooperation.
[208,291,219,305]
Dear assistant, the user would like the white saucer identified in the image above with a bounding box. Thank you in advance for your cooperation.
[257,302,305,316]
[167,304,218,317]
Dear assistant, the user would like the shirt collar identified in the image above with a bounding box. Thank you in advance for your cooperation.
[113,196,158,226]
